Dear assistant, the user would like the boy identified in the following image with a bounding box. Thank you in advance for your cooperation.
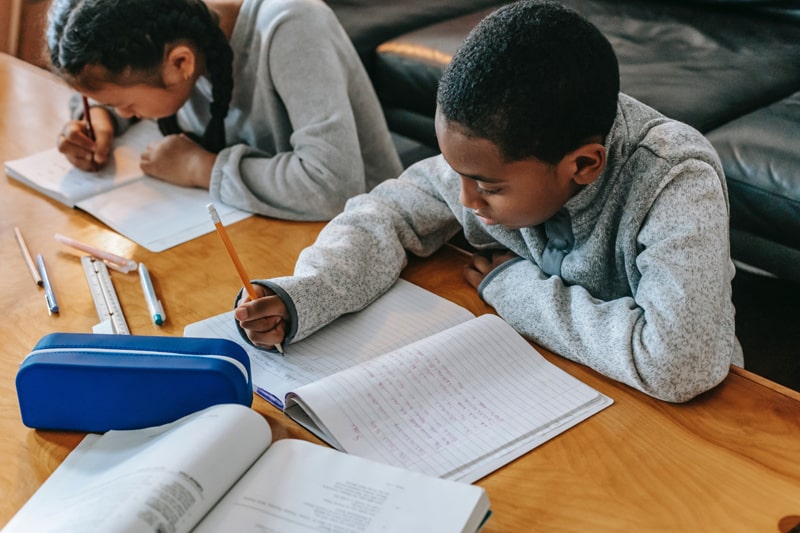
[235,0,743,402]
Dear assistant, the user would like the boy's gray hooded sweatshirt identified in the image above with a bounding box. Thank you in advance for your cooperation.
[252,93,743,403]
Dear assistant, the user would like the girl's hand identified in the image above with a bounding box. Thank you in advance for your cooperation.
[234,285,290,350]
[57,106,114,171]
[140,133,215,188]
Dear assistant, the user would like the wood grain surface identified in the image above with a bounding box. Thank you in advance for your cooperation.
[2,53,799,532]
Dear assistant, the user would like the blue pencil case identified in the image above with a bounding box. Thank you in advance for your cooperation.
[16,332,253,432]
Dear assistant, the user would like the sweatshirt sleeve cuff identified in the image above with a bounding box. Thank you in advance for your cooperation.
[477,256,527,299]
[233,280,299,353]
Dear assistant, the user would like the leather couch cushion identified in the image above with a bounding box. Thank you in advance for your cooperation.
[325,0,505,67]
[373,6,498,138]
[708,91,800,251]
[374,0,800,144]
[671,0,800,20]
[363,0,800,279]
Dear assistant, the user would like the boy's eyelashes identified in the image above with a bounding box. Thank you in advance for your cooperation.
[460,175,502,195]
[477,185,500,196]
[471,179,501,195]
[456,171,503,196]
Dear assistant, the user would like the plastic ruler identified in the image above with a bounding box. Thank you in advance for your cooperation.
[81,255,130,335]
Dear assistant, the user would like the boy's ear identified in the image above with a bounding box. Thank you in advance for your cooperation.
[162,44,197,86]
[563,142,606,186]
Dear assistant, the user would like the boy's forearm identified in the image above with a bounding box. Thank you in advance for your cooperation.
[262,172,461,342]
[480,255,734,403]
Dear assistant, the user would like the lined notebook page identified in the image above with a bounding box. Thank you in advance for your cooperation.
[5,119,250,251]
[184,279,476,408]
[4,120,160,206]
[287,314,612,483]
[76,179,250,252]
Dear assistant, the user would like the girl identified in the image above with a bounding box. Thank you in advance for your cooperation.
[47,0,402,220]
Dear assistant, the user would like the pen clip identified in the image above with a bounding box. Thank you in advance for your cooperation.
[36,253,59,315]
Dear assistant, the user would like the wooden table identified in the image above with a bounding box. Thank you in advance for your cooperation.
[2,52,799,532]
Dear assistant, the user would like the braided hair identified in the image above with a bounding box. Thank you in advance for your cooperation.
[47,0,233,153]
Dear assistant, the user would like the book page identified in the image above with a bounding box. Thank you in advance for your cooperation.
[194,439,491,533]
[184,279,476,409]
[4,120,160,206]
[286,314,613,483]
[2,404,270,533]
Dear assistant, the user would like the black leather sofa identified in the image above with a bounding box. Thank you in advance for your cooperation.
[326,0,800,283]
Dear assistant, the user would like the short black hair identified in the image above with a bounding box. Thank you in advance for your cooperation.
[437,0,620,163]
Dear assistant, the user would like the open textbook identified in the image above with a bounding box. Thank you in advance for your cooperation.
[2,404,491,533]
[185,279,613,484]
[4,120,250,252]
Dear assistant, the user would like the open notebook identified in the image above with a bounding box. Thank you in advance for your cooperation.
[4,120,250,251]
[185,279,613,483]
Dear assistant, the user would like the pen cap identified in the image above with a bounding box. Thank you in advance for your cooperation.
[138,263,165,325]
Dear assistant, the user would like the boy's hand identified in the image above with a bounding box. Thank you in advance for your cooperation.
[140,134,215,188]
[57,107,114,171]
[463,250,517,289]
[235,285,290,350]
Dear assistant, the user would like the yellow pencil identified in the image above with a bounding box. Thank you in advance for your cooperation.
[207,203,283,354]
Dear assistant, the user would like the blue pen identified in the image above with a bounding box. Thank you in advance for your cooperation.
[138,263,165,325]
[35,254,59,315]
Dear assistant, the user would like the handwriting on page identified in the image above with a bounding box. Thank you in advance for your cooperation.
[5,120,160,205]
[300,315,599,479]
[186,279,475,407]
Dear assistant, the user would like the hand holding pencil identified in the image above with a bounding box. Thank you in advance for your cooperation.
[80,96,98,172]
[82,96,96,142]
[208,203,286,353]
[55,96,114,171]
